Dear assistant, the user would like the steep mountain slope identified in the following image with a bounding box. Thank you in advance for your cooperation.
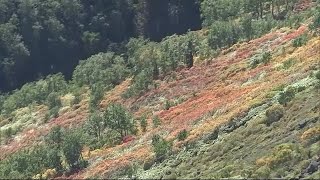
[137,87,319,179]
[68,26,318,178]
[0,3,319,179]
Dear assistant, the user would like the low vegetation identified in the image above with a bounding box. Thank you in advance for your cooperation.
[278,86,296,106]
[265,104,284,125]
[0,0,319,179]
[152,135,173,162]
[0,126,87,178]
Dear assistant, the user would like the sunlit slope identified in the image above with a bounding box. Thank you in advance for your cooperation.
[0,23,319,178]
[137,81,320,179]
[71,26,319,178]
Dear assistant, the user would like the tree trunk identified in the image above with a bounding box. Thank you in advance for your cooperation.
[97,128,101,141]
[259,1,263,19]
[272,0,275,18]
[152,47,159,79]
[120,130,124,139]
[153,60,159,79]
[256,2,260,19]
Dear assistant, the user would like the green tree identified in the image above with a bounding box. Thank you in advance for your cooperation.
[185,40,194,68]
[133,0,150,37]
[46,146,62,172]
[4,127,12,139]
[292,33,308,47]
[177,129,188,141]
[309,7,320,34]
[126,37,150,74]
[201,0,242,26]
[104,103,136,139]
[85,111,104,141]
[48,106,60,119]
[46,92,62,109]
[151,134,172,162]
[208,21,240,49]
[10,150,29,174]
[127,69,153,97]
[139,114,148,132]
[241,15,253,40]
[0,14,29,89]
[62,131,85,170]
[243,0,260,19]
[26,146,48,176]
[262,52,272,64]
[46,126,63,148]
[81,31,101,55]
[89,83,105,110]
[0,93,6,111]
[278,87,296,106]
[72,52,129,89]
[152,115,161,128]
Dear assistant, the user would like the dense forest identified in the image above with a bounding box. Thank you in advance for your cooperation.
[0,0,201,91]
[0,0,309,92]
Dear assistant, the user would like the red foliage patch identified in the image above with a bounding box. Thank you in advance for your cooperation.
[122,135,136,144]
[294,0,314,12]
[283,26,307,41]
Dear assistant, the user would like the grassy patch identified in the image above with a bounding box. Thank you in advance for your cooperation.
[282,58,297,70]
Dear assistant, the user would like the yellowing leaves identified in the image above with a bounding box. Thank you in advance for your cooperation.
[301,126,320,142]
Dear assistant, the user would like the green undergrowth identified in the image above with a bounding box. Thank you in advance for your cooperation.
[133,86,320,179]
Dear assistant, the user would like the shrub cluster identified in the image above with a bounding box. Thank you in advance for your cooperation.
[177,129,188,141]
[73,52,129,89]
[265,104,285,126]
[1,73,67,116]
[0,126,87,179]
[278,86,296,106]
[292,33,308,47]
[84,103,137,150]
[249,52,272,69]
[152,134,173,162]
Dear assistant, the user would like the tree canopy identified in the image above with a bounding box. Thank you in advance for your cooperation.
[0,0,201,92]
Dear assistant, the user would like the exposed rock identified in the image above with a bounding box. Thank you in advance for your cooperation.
[204,128,219,144]
[163,172,177,179]
[170,159,182,168]
[143,157,156,171]
[297,116,319,130]
[300,157,320,178]
[220,103,270,134]
[306,160,320,174]
[165,170,172,175]
[298,119,309,129]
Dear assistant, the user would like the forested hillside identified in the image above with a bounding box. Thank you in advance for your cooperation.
[0,0,319,179]
[0,0,201,91]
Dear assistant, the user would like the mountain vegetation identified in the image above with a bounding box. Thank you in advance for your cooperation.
[0,0,201,91]
[0,0,319,179]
